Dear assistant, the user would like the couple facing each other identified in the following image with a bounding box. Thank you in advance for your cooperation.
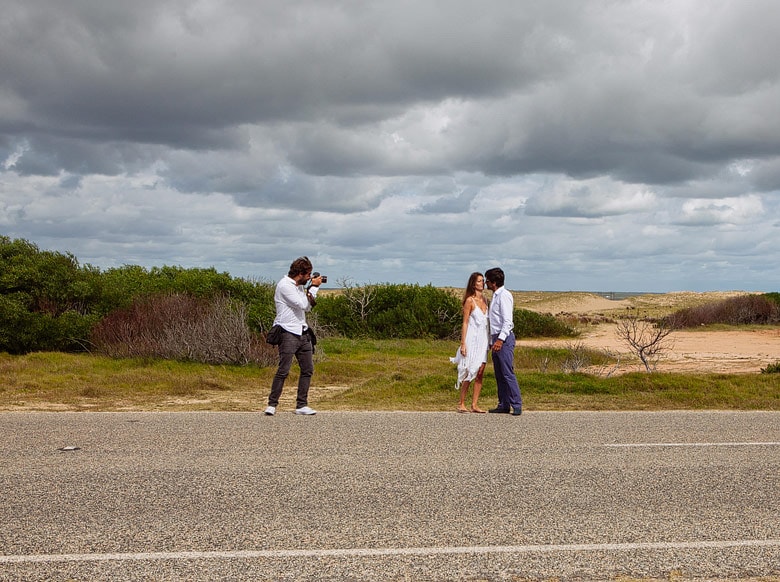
[450,267,523,416]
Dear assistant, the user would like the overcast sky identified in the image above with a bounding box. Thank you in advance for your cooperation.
[2,0,780,292]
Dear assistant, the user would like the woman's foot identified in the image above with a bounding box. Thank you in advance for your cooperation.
[457,406,470,413]
[471,407,487,414]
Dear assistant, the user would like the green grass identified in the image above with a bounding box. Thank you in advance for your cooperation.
[1,338,779,412]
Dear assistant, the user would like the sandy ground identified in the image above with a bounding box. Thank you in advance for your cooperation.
[515,292,780,374]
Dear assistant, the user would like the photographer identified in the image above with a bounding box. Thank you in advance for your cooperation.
[264,257,326,416]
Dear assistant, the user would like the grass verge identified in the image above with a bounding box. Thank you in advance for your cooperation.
[1,338,779,412]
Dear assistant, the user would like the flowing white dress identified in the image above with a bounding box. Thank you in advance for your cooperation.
[450,299,489,386]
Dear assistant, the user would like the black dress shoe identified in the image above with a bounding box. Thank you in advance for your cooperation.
[488,407,511,414]
[512,409,523,416]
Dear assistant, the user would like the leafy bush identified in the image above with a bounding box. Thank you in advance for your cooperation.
[761,361,780,374]
[663,294,780,328]
[0,236,101,353]
[90,293,275,365]
[1,236,278,354]
[316,283,461,339]
[94,264,275,321]
[764,292,780,308]
[514,308,578,338]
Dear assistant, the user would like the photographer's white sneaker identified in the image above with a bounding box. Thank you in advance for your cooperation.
[294,406,316,415]
[264,406,276,416]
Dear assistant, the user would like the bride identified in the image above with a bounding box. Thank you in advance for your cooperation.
[450,272,489,413]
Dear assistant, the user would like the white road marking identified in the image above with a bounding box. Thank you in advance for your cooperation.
[604,441,780,448]
[2,539,779,564]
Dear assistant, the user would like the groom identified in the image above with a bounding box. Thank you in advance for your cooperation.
[485,267,522,416]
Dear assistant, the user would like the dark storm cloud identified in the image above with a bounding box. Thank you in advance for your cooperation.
[751,158,780,192]
[7,136,165,177]
[3,0,780,190]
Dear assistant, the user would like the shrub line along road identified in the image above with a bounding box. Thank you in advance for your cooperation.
[1,411,779,581]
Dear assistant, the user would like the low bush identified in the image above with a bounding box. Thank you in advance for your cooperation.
[90,293,275,366]
[1,236,278,354]
[664,294,780,328]
[316,283,462,339]
[514,308,578,338]
[764,292,780,308]
[0,295,98,354]
[761,361,780,374]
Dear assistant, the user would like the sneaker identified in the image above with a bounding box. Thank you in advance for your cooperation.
[264,406,276,416]
[294,406,317,415]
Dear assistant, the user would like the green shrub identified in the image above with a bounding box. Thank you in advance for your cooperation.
[0,237,102,353]
[94,265,274,316]
[761,361,780,374]
[514,308,577,338]
[1,236,279,354]
[764,292,780,308]
[316,283,461,339]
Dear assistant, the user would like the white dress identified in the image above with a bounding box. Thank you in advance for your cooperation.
[450,298,489,386]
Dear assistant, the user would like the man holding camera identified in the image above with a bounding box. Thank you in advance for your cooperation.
[264,256,325,416]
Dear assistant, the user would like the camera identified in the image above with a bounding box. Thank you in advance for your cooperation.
[312,272,327,284]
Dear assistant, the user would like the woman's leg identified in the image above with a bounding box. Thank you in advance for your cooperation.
[471,363,487,412]
[458,380,470,412]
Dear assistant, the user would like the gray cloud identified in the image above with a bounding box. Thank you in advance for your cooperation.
[411,188,479,215]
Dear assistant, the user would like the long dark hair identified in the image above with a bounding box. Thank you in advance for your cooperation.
[462,272,483,305]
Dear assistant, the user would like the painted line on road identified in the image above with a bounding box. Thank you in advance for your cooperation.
[2,539,779,564]
[604,441,780,448]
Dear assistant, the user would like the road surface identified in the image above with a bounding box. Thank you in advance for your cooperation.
[1,411,779,580]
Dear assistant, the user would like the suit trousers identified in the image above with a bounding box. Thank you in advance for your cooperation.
[491,332,522,411]
[268,330,314,409]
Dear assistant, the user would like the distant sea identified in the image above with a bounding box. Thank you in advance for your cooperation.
[590,291,660,300]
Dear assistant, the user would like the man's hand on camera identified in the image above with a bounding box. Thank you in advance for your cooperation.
[310,275,324,287]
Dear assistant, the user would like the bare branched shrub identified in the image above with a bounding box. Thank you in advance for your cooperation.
[615,315,676,372]
[338,277,377,321]
[592,349,621,378]
[435,306,461,341]
[560,342,620,376]
[91,293,277,366]
[305,311,336,340]
[561,341,591,373]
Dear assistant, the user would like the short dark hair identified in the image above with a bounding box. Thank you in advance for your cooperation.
[485,267,505,287]
[288,256,313,278]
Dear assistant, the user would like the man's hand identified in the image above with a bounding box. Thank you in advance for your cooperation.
[491,339,504,352]
[310,274,324,287]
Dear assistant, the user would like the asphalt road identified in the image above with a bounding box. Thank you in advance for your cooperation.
[1,411,779,581]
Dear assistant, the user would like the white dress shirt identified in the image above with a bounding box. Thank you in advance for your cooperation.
[273,276,319,335]
[488,285,514,341]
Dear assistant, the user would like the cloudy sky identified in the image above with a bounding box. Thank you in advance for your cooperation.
[2,0,780,292]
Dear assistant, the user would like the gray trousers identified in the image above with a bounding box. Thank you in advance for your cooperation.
[268,330,314,409]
